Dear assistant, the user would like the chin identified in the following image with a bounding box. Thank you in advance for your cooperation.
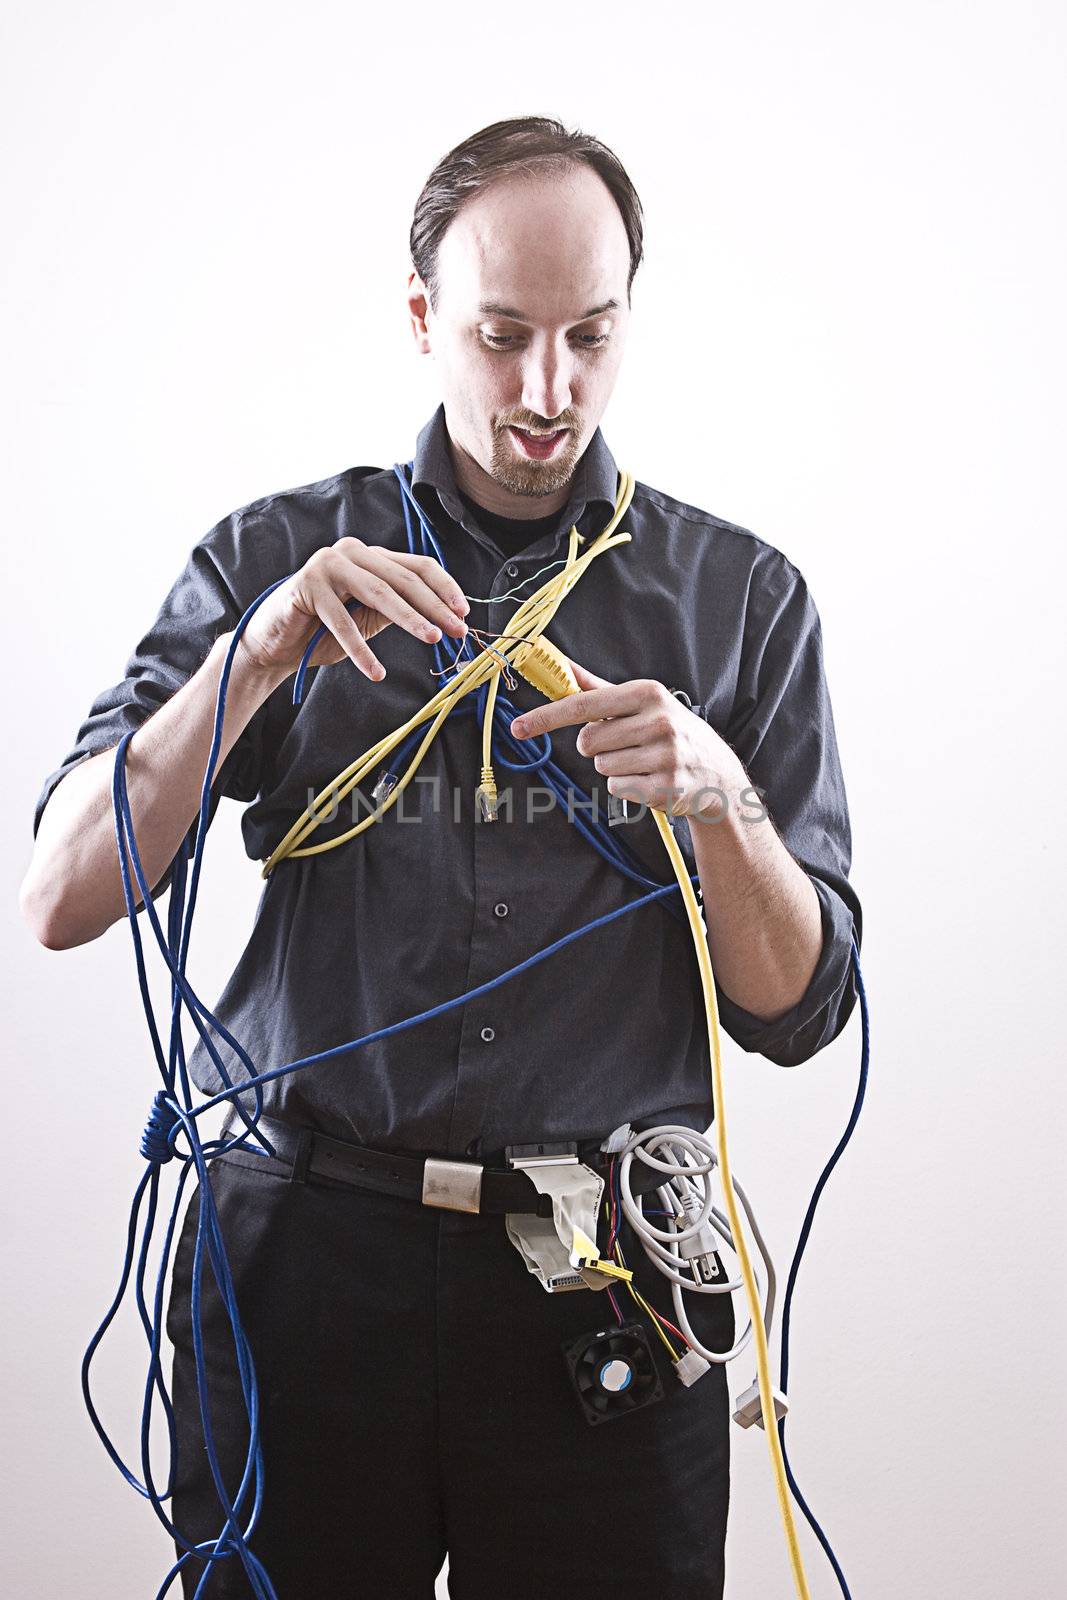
[487,428,585,499]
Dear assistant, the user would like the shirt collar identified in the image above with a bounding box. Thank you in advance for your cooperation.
[409,402,620,549]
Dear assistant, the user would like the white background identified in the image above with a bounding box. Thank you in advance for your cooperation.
[3,2,1064,1595]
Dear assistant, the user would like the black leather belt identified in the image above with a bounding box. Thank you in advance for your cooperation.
[216,1115,664,1218]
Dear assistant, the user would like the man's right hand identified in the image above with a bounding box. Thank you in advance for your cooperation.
[21,539,471,949]
[236,539,470,686]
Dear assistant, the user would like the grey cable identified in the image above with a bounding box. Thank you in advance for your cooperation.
[612,1123,777,1367]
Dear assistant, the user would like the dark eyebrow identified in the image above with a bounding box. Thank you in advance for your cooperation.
[477,298,620,323]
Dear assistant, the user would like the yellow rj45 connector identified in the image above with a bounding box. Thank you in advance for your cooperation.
[475,765,499,823]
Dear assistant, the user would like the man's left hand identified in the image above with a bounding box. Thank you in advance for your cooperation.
[509,655,747,822]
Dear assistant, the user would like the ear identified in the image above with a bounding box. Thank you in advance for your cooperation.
[407,269,433,355]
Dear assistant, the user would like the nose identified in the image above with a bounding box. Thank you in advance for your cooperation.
[520,338,573,422]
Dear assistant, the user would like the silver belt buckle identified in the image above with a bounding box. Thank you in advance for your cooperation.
[421,1157,483,1213]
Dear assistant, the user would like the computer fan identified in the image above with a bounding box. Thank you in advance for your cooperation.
[562,1320,665,1425]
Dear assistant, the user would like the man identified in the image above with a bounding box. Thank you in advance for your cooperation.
[21,118,861,1598]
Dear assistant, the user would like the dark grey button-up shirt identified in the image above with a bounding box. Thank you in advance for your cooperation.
[33,404,862,1159]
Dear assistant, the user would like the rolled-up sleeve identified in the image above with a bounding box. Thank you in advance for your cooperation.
[708,552,862,1067]
[32,512,271,901]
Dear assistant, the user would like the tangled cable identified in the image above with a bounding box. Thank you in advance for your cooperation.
[261,467,637,872]
[614,1123,776,1363]
[83,460,867,1600]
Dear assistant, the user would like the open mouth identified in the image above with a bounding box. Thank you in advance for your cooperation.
[508,426,569,460]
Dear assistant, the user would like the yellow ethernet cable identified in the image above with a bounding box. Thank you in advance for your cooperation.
[261,474,813,1598]
[651,806,812,1600]
[262,471,636,874]
[514,634,813,1600]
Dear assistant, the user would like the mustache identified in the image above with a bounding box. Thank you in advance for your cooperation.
[497,415,580,434]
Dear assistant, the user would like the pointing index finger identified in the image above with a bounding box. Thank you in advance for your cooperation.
[510,685,625,740]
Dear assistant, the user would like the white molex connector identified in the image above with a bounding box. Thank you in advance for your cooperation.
[673,1349,711,1388]
[732,1378,789,1430]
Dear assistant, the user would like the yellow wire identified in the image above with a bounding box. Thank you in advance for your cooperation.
[263,476,636,875]
[652,808,812,1600]
[608,1237,680,1361]
[260,465,813,1595]
[265,524,584,866]
[482,660,500,770]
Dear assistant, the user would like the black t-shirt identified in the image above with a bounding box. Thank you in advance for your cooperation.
[457,489,563,559]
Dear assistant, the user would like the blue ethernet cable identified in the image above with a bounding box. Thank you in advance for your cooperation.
[89,475,869,1600]
[773,940,868,1600]
[98,573,687,1593]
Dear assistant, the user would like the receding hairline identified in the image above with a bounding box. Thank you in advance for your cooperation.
[409,117,645,311]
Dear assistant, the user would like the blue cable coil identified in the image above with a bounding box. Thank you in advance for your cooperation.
[87,463,867,1598]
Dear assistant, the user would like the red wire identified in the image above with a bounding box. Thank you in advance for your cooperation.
[608,1154,693,1349]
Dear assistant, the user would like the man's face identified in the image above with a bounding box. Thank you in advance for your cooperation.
[408,163,631,508]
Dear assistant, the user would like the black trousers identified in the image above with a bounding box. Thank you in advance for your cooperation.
[166,1146,734,1598]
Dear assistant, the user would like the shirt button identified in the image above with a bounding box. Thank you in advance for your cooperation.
[493,902,509,918]
[480,1025,496,1043]
[505,562,519,578]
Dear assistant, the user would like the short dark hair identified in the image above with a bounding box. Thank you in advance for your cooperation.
[410,116,644,311]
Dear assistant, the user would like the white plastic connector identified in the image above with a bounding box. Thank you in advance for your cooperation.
[674,1349,711,1388]
[371,771,398,805]
[677,1189,723,1283]
[606,793,631,827]
[732,1378,789,1431]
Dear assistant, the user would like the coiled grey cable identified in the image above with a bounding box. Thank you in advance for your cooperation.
[615,1124,777,1366]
